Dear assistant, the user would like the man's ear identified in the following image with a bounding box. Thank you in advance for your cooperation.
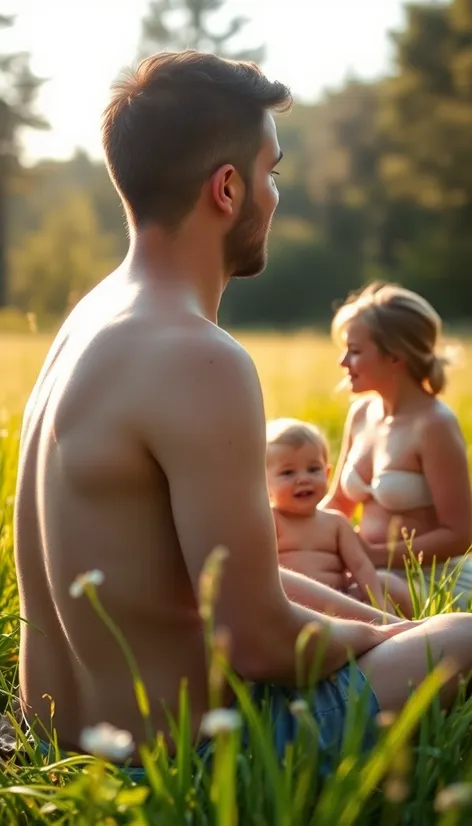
[210,164,245,217]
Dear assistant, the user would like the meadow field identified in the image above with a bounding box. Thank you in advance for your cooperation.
[0,329,472,824]
[2,328,472,463]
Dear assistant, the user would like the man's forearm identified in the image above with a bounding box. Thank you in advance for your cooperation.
[265,601,403,685]
[280,566,400,625]
[288,605,381,681]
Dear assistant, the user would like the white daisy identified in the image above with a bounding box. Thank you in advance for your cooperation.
[69,569,105,598]
[79,722,134,761]
[200,708,242,736]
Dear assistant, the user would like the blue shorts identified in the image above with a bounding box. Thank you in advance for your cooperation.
[37,663,379,783]
[246,662,380,767]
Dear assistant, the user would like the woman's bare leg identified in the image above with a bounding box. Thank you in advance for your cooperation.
[357,613,472,711]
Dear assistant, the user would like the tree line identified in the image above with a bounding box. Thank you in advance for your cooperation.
[4,0,472,327]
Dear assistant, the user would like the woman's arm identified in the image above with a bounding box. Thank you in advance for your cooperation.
[320,397,370,518]
[367,410,472,567]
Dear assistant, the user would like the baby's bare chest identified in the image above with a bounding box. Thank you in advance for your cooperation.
[277,513,339,553]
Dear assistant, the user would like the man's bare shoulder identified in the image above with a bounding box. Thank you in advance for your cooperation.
[133,317,266,458]
[155,317,247,363]
[138,318,260,400]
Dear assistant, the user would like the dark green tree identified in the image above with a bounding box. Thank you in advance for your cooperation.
[139,0,265,62]
[380,0,472,208]
[10,190,119,317]
[376,0,472,314]
[0,13,47,306]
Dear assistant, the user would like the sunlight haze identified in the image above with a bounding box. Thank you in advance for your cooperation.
[4,0,408,163]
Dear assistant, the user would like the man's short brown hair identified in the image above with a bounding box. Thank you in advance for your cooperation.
[102,51,292,229]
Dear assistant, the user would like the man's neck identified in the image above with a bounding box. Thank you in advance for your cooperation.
[127,224,228,323]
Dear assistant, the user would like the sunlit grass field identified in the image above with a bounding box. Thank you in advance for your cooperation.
[2,329,472,464]
[0,329,471,824]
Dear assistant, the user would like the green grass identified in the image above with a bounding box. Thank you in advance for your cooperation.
[0,331,471,824]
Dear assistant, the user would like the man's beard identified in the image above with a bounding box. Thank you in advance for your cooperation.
[224,193,269,279]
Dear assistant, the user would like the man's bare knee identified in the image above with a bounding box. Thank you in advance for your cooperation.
[423,613,472,675]
[358,612,472,712]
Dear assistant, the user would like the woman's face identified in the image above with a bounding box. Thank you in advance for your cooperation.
[339,316,393,394]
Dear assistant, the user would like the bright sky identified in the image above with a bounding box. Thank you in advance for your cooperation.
[4,0,409,163]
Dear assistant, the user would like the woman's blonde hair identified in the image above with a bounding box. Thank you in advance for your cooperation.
[332,282,449,395]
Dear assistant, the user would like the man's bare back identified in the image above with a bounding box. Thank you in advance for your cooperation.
[15,271,217,756]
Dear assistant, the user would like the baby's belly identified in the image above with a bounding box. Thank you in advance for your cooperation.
[278,550,345,590]
[360,501,437,546]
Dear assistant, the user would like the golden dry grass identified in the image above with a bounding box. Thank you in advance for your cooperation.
[1,329,471,464]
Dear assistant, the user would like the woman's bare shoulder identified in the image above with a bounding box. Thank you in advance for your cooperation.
[348,394,379,428]
[417,397,464,442]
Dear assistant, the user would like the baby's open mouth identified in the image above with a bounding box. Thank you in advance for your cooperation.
[294,490,314,498]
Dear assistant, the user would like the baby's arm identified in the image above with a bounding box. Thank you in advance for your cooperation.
[335,515,385,608]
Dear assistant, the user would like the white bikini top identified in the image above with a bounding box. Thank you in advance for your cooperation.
[341,462,433,512]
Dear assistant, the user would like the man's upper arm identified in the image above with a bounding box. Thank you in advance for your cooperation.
[142,328,286,639]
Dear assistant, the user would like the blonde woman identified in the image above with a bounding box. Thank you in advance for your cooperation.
[321,282,472,607]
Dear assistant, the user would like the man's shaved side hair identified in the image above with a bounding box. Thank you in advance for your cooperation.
[102,50,292,229]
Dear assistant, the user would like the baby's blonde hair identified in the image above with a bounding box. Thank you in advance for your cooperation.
[266,418,329,463]
[332,282,449,395]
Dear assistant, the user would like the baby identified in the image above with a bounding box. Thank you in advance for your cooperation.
[266,418,412,616]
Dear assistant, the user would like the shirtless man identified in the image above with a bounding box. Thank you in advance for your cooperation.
[14,52,472,770]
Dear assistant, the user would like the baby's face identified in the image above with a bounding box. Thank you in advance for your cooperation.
[266,440,330,517]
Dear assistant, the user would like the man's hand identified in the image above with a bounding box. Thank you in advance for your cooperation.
[349,618,428,661]
[377,618,428,637]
